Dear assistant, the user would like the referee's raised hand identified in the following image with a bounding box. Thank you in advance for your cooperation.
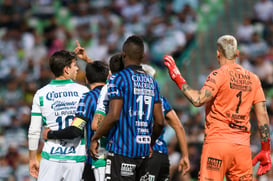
[73,40,93,63]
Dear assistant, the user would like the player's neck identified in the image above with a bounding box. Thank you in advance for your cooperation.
[90,82,105,90]
[219,58,236,67]
[124,59,141,67]
[55,75,71,80]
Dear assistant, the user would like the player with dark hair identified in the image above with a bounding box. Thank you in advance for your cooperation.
[42,61,109,181]
[90,35,165,181]
[89,53,124,181]
[164,35,271,180]
[28,50,89,181]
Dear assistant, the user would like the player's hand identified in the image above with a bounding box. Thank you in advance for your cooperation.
[73,40,92,63]
[29,159,40,178]
[163,55,186,89]
[90,138,99,160]
[42,128,51,140]
[149,146,153,158]
[178,156,190,175]
[252,139,271,175]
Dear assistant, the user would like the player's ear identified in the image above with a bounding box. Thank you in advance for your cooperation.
[236,49,239,57]
[216,50,220,59]
[64,66,69,75]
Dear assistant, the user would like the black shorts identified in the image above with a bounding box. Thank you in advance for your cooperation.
[146,151,170,181]
[105,152,149,181]
[82,163,95,181]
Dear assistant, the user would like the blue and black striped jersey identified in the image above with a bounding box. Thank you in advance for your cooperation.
[153,96,172,154]
[75,86,103,164]
[107,65,161,158]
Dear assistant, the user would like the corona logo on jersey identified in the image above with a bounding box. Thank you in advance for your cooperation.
[46,91,80,101]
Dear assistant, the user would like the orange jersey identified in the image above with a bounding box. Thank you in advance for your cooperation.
[202,63,265,146]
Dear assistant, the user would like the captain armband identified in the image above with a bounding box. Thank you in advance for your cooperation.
[72,117,87,130]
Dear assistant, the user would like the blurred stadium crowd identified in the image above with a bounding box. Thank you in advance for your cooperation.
[0,0,272,181]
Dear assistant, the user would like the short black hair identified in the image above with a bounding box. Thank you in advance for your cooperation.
[109,53,124,74]
[122,35,144,62]
[49,50,77,77]
[85,61,109,84]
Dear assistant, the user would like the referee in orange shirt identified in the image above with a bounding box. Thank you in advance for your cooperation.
[164,35,271,180]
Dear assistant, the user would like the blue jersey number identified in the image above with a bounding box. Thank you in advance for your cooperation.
[56,115,74,130]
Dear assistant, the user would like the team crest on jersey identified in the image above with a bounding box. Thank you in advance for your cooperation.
[207,157,222,171]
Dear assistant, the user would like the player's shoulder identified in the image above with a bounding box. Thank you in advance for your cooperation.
[34,83,52,95]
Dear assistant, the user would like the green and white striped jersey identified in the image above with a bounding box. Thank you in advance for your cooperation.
[31,79,89,162]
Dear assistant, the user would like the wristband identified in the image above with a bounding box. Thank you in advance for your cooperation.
[261,138,271,151]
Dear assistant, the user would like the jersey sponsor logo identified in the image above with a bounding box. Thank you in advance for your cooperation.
[136,135,151,144]
[135,121,148,127]
[46,91,80,101]
[229,122,247,131]
[207,157,222,171]
[51,101,78,109]
[50,146,76,155]
[231,113,246,120]
[134,88,155,96]
[120,163,136,176]
[137,128,149,134]
[230,83,252,91]
[229,70,252,91]
[132,75,155,89]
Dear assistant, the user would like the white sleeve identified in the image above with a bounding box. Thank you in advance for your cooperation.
[28,115,42,150]
[95,84,109,115]
[28,92,42,150]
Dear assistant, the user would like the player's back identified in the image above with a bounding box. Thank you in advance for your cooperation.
[107,65,161,158]
[32,79,89,162]
[203,64,265,145]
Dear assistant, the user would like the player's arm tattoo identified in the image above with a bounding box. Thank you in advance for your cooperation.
[259,124,270,142]
[96,114,104,129]
[182,84,213,106]
[259,102,270,142]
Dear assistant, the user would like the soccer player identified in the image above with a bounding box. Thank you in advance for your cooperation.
[164,35,271,180]
[42,61,109,181]
[91,53,124,181]
[28,50,89,181]
[90,35,165,181]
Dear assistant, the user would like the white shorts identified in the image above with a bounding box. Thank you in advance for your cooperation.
[38,158,84,181]
[93,167,105,181]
